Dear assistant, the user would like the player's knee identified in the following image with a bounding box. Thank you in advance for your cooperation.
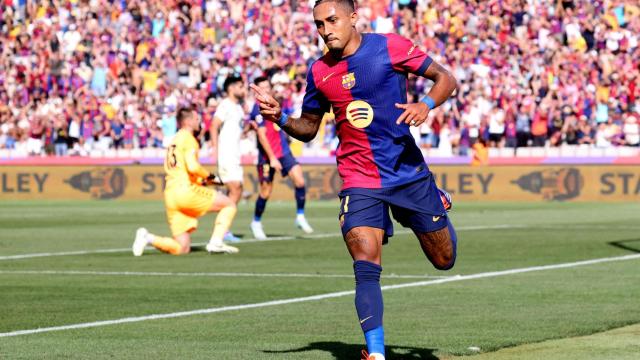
[259,185,272,198]
[432,249,455,270]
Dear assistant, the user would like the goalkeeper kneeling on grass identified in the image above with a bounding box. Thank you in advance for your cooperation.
[133,106,239,256]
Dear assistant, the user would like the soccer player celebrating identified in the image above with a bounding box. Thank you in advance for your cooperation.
[249,76,313,240]
[251,1,457,359]
[133,106,239,256]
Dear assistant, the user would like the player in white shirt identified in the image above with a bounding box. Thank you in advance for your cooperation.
[210,76,247,242]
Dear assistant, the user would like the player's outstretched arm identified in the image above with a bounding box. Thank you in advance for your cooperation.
[395,61,457,127]
[250,84,323,143]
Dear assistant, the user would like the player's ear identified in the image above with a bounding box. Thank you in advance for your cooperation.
[350,11,357,27]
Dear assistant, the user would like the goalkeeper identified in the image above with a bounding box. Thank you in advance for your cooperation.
[133,106,239,256]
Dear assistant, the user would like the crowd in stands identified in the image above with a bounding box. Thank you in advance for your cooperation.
[0,0,638,157]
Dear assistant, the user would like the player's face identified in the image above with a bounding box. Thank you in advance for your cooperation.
[230,82,246,99]
[313,2,357,52]
[184,111,200,133]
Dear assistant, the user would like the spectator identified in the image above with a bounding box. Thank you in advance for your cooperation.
[0,0,637,157]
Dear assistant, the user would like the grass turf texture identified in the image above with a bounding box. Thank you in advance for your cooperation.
[0,200,639,359]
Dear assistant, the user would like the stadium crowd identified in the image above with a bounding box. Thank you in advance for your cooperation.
[0,0,638,157]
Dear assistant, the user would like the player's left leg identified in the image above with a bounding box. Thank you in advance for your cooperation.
[415,218,457,270]
[219,163,244,242]
[388,178,457,270]
[287,163,313,234]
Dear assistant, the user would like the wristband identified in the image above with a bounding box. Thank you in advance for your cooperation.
[421,96,436,110]
[278,113,288,127]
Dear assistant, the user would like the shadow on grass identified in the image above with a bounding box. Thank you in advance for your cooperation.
[264,341,440,359]
[608,238,640,253]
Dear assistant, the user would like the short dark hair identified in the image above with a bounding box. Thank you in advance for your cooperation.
[253,76,270,86]
[314,0,355,12]
[223,75,243,92]
[176,106,194,126]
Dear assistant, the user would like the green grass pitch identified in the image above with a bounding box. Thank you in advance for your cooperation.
[1,200,639,359]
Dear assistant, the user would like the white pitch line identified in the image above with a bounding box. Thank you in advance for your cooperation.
[0,269,451,280]
[1,253,638,338]
[0,224,526,261]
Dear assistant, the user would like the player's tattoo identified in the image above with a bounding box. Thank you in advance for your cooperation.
[344,228,370,247]
[417,227,454,270]
[281,112,323,143]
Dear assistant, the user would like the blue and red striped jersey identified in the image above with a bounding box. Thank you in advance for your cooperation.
[302,33,433,190]
[250,103,292,163]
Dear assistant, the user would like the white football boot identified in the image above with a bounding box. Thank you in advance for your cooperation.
[206,242,239,254]
[250,220,267,240]
[132,227,150,256]
[295,214,314,234]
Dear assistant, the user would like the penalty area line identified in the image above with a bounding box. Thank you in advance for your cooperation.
[1,253,639,338]
[0,269,452,280]
[0,224,526,261]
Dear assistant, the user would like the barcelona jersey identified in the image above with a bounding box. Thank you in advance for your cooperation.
[250,104,292,163]
[302,33,433,190]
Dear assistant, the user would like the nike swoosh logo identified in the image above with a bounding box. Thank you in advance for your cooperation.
[322,72,336,82]
[433,216,441,222]
[359,316,373,324]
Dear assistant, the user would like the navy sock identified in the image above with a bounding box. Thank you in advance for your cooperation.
[254,196,268,222]
[354,260,384,354]
[295,186,306,215]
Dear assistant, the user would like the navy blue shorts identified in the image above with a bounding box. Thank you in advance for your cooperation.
[257,153,299,183]
[338,174,448,243]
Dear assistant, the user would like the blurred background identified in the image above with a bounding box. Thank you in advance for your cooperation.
[0,0,638,161]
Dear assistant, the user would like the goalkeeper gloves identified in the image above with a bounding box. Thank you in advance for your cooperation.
[202,173,224,186]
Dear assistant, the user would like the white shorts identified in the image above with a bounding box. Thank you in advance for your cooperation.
[218,163,244,183]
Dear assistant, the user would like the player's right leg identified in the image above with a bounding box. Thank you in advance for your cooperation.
[288,163,313,234]
[251,164,275,240]
[339,194,391,360]
[133,227,192,256]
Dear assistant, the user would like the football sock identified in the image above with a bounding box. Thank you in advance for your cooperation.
[150,235,182,255]
[212,205,237,243]
[295,186,306,215]
[443,217,458,270]
[254,196,268,222]
[354,260,385,356]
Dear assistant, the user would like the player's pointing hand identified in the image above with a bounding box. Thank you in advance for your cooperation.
[395,102,430,127]
[250,84,282,122]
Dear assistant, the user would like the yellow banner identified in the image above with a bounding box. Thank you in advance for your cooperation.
[0,165,638,202]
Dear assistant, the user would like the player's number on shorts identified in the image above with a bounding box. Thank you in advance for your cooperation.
[166,145,177,169]
[343,195,350,213]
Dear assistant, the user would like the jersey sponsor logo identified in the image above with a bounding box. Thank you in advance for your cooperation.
[341,72,356,89]
[322,72,336,82]
[407,45,417,56]
[346,100,374,129]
